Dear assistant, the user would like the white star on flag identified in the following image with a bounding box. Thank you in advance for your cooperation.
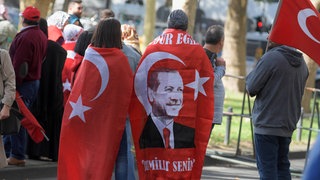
[63,79,71,92]
[67,50,76,59]
[69,95,91,123]
[185,70,210,100]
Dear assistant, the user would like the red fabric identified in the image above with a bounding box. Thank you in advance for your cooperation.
[269,0,320,64]
[129,29,214,179]
[15,92,45,143]
[61,42,77,105]
[70,53,84,87]
[58,46,133,180]
[48,25,63,43]
[163,128,170,148]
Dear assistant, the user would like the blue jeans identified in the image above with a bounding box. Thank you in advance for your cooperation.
[3,80,39,160]
[254,133,292,180]
[115,119,136,180]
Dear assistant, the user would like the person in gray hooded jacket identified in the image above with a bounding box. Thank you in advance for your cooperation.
[246,40,308,180]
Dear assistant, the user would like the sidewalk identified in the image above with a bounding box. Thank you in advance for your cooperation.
[204,148,305,180]
[0,149,307,180]
[0,159,57,180]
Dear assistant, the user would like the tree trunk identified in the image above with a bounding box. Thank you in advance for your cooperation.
[63,0,70,12]
[140,0,156,53]
[302,55,317,113]
[172,0,197,36]
[20,0,55,19]
[222,0,248,93]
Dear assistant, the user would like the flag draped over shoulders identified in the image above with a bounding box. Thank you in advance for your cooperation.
[129,29,214,179]
[269,0,320,64]
[58,46,133,180]
[62,42,77,105]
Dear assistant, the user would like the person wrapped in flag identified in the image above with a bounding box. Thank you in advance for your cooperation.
[58,18,133,180]
[130,9,214,179]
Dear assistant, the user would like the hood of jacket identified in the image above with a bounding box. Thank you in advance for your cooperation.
[272,46,304,67]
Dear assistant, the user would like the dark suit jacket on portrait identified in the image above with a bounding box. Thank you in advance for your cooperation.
[139,115,195,149]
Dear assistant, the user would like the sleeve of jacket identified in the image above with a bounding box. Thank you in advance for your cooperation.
[1,49,16,106]
[246,52,275,97]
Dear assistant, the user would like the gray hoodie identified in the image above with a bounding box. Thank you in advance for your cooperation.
[246,45,309,137]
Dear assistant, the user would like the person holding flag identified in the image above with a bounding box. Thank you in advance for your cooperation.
[130,9,214,179]
[252,0,320,178]
[57,18,133,179]
[246,39,308,179]
[4,6,47,166]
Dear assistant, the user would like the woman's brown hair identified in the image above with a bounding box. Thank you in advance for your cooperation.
[91,18,122,49]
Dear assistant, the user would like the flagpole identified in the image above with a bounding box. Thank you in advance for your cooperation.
[266,0,283,52]
[41,130,50,141]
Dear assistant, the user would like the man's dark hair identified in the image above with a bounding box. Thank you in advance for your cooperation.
[23,18,39,26]
[91,18,122,49]
[74,30,94,56]
[69,0,82,4]
[167,9,188,31]
[68,0,82,8]
[205,25,224,45]
[38,18,48,37]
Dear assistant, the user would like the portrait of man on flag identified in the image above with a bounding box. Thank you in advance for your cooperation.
[139,66,195,149]
[129,9,214,179]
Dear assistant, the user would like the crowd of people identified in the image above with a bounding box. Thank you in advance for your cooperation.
[0,0,317,180]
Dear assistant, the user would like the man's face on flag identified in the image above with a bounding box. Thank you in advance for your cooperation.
[149,71,183,118]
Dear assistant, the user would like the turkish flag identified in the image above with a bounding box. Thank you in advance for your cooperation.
[269,0,320,64]
[70,53,84,87]
[129,29,214,179]
[61,42,77,105]
[58,46,133,180]
[15,92,45,143]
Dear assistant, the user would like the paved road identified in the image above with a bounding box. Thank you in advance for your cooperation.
[0,150,306,180]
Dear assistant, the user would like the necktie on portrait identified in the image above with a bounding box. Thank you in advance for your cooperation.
[163,127,171,148]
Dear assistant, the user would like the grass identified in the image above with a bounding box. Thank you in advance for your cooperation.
[208,90,320,155]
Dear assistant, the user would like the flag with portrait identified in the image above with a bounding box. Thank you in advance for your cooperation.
[129,29,214,179]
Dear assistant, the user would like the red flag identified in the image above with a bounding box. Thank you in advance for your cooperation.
[62,42,77,105]
[269,0,320,64]
[129,29,214,179]
[70,53,84,87]
[58,46,133,180]
[15,92,45,143]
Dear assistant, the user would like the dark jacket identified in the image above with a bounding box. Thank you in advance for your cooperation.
[139,115,195,149]
[27,40,67,161]
[246,45,309,137]
[9,26,47,85]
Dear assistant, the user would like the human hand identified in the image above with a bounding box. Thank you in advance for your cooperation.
[0,104,10,120]
[215,57,226,67]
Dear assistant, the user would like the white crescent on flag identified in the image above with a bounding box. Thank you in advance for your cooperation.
[83,47,110,101]
[298,8,320,44]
